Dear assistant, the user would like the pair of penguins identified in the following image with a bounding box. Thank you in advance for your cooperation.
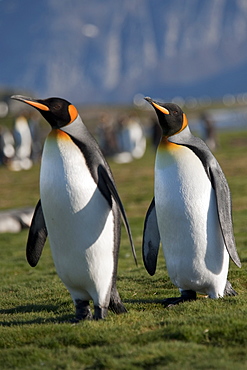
[11,95,241,321]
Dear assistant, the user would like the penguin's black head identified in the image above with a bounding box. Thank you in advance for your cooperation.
[11,95,78,129]
[145,97,187,137]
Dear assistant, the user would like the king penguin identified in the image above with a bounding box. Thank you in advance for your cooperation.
[142,97,241,306]
[11,95,137,320]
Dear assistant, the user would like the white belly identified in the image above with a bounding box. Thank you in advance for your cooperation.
[155,144,229,297]
[40,130,114,306]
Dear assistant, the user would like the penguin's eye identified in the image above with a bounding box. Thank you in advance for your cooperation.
[53,104,62,111]
[173,111,178,116]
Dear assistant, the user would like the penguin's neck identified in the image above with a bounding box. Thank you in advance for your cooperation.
[48,129,71,141]
[156,135,183,169]
[158,136,178,151]
[158,124,192,152]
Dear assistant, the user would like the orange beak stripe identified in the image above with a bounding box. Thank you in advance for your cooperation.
[23,100,50,111]
[151,102,169,115]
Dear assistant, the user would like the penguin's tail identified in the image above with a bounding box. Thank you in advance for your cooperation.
[224,280,238,296]
[109,288,128,314]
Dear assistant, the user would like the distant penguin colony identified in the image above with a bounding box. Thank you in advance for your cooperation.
[11,95,137,321]
[142,97,241,306]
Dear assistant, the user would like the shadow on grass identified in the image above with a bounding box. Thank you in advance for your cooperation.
[0,304,57,315]
[0,299,166,326]
[0,304,73,326]
[124,298,164,304]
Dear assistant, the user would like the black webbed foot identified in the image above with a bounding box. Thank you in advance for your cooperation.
[93,306,108,320]
[224,280,238,296]
[163,290,196,308]
[70,300,93,323]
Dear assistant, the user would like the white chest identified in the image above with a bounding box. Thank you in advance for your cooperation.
[155,144,212,220]
[40,131,96,213]
[154,143,228,295]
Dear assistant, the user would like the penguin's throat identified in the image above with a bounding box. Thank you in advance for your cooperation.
[48,129,71,141]
[160,113,188,138]
[159,136,178,150]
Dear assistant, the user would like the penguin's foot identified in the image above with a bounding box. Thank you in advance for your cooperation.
[224,280,238,296]
[163,290,197,308]
[109,300,127,315]
[70,300,93,323]
[109,287,128,314]
[93,306,108,320]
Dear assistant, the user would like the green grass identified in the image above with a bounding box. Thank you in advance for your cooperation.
[0,131,247,369]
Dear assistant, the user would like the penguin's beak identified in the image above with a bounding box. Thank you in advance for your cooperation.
[145,97,169,115]
[11,95,50,111]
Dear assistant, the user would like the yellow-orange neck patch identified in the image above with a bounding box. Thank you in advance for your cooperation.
[48,129,71,140]
[158,136,178,150]
[68,104,78,123]
[176,113,188,135]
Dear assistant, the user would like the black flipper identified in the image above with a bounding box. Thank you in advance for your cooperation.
[170,128,241,268]
[26,200,47,267]
[142,197,160,276]
[98,164,137,266]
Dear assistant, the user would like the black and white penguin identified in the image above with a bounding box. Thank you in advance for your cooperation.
[142,97,241,306]
[11,95,137,320]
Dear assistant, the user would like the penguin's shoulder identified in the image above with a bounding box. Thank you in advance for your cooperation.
[156,133,206,174]
[169,128,215,180]
[59,119,114,204]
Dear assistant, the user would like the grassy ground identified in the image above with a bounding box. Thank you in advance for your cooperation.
[0,130,246,369]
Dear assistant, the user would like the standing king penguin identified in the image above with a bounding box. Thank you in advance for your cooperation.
[11,95,137,320]
[143,97,241,306]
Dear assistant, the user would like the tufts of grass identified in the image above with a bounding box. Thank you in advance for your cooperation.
[0,131,246,369]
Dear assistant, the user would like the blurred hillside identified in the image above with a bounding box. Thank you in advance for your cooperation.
[1,0,247,104]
